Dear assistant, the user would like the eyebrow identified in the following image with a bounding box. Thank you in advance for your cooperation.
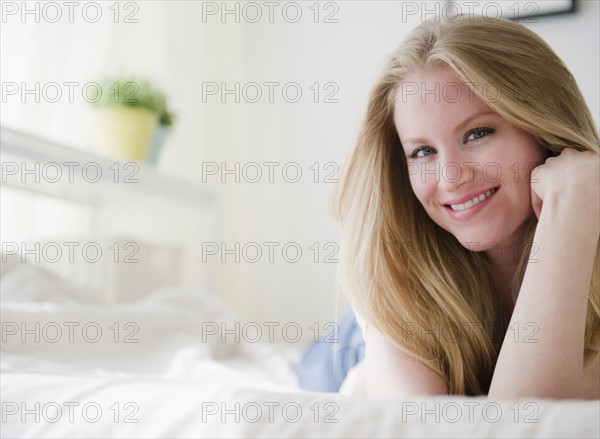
[401,110,498,147]
[452,110,498,135]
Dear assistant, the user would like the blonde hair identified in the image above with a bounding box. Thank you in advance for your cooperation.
[331,15,600,395]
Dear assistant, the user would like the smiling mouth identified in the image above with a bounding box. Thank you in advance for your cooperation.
[446,188,498,212]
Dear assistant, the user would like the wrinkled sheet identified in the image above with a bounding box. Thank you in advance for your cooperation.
[1,262,598,438]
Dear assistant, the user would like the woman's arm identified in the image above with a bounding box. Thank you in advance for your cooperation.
[488,149,599,399]
[364,323,449,397]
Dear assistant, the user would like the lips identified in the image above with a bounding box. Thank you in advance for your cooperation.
[444,187,498,212]
[447,188,497,211]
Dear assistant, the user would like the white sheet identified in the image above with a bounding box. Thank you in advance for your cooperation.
[1,260,599,438]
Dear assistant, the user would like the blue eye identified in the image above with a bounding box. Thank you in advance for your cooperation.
[411,146,436,159]
[465,127,495,142]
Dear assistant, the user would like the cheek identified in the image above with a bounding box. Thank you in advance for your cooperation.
[513,171,536,213]
[409,174,436,208]
[514,134,548,170]
[504,140,547,185]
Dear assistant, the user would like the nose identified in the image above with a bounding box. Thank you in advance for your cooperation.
[437,154,475,193]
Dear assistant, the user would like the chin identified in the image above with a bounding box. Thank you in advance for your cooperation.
[458,241,494,253]
[450,231,505,253]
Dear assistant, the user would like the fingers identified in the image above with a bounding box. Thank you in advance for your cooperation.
[530,148,599,219]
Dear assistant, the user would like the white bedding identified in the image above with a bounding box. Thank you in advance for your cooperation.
[1,260,599,438]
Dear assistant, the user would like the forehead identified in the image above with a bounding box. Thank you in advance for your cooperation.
[393,65,493,140]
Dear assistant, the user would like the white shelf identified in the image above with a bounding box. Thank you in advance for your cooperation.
[0,126,217,206]
[1,125,221,296]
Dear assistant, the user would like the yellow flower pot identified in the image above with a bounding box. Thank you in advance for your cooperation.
[96,106,159,161]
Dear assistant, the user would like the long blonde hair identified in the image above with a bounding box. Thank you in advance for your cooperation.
[331,15,600,395]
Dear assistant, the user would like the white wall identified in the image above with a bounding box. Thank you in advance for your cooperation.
[1,1,598,342]
[525,0,599,125]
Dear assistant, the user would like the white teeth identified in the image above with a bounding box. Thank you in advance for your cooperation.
[450,188,496,211]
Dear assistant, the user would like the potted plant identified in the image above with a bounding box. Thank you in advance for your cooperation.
[92,78,171,161]
[146,97,175,165]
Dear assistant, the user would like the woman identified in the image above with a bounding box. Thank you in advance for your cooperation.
[331,15,599,399]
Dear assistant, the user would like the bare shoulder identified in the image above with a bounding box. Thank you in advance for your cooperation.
[364,324,448,398]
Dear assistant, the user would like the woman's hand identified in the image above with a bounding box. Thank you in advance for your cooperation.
[530,148,599,234]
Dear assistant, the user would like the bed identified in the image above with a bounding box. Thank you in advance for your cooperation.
[1,258,598,438]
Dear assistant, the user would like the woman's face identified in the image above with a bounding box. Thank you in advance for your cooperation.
[394,65,548,253]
